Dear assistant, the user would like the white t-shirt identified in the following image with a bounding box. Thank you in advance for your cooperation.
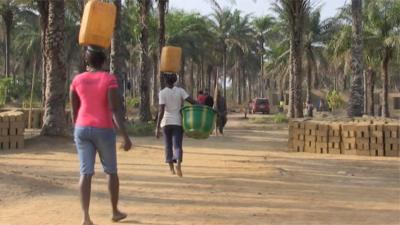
[159,86,189,127]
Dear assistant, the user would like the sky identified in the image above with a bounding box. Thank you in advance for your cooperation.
[169,0,349,19]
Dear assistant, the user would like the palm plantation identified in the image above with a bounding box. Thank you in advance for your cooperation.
[0,0,398,132]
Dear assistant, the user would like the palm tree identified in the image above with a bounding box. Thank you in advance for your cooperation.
[365,0,400,117]
[138,0,152,121]
[0,0,16,81]
[347,0,364,117]
[41,0,67,136]
[253,16,274,98]
[210,8,234,99]
[274,0,310,118]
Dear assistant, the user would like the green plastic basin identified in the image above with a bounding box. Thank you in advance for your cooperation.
[181,105,217,139]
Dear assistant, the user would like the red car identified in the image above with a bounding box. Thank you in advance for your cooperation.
[249,98,270,114]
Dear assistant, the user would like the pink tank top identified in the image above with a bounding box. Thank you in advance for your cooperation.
[70,71,118,128]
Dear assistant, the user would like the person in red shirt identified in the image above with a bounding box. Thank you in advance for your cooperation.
[70,46,132,225]
[197,90,206,104]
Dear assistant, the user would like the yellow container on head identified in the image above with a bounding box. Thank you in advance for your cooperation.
[79,0,117,49]
[160,46,182,73]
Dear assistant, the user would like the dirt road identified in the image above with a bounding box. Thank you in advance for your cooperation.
[0,114,399,225]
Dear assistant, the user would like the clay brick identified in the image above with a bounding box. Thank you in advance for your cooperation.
[356,138,370,150]
[0,136,9,150]
[329,123,341,137]
[329,148,341,154]
[316,142,328,154]
[370,143,384,156]
[384,124,399,138]
[316,136,328,143]
[355,124,370,138]
[305,136,316,142]
[342,124,356,138]
[342,138,356,150]
[9,136,24,149]
[293,140,304,152]
[370,136,383,144]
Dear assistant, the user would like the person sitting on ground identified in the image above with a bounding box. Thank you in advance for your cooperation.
[197,90,207,105]
[156,73,197,177]
[215,90,228,135]
[70,46,132,225]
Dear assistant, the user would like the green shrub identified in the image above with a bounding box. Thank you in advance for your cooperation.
[126,121,156,136]
[126,97,140,108]
[272,113,288,123]
[326,90,343,111]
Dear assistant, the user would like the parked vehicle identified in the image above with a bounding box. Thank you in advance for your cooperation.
[249,98,270,114]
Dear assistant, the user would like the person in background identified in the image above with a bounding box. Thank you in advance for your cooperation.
[70,46,132,225]
[204,89,214,107]
[215,90,228,135]
[306,100,314,117]
[156,73,197,177]
[197,90,206,105]
[279,99,285,113]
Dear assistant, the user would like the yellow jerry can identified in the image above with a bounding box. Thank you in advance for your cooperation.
[160,46,182,73]
[79,0,117,49]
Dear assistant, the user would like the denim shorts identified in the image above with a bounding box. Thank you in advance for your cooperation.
[74,126,117,175]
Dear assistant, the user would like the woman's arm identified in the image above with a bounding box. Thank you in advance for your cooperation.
[185,97,197,105]
[69,90,80,124]
[108,88,132,151]
[155,104,165,139]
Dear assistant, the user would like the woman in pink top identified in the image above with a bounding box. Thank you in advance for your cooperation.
[70,46,132,225]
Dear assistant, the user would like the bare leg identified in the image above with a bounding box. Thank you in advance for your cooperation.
[175,161,183,177]
[169,162,176,175]
[108,173,127,222]
[79,175,93,225]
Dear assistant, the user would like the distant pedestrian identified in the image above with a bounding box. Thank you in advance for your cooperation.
[197,90,207,104]
[215,90,227,135]
[204,89,214,107]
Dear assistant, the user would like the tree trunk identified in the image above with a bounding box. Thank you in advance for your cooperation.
[38,0,49,108]
[138,0,152,121]
[189,58,194,96]
[287,1,306,118]
[41,0,67,136]
[306,58,312,116]
[207,64,212,91]
[222,46,227,98]
[348,0,364,117]
[180,55,185,88]
[158,0,167,90]
[365,68,375,116]
[381,48,390,117]
[110,0,124,90]
[152,52,158,106]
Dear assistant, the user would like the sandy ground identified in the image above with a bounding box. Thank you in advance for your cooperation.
[0,114,399,225]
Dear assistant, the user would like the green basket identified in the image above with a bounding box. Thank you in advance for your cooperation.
[181,105,217,139]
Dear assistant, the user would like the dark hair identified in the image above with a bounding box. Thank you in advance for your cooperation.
[85,46,106,69]
[198,90,204,95]
[163,73,177,86]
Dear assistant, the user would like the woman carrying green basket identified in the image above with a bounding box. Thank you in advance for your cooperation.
[155,73,197,177]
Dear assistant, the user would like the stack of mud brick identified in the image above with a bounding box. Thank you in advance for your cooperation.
[384,123,400,157]
[370,123,385,156]
[304,121,317,153]
[328,123,341,154]
[315,123,329,154]
[0,111,25,150]
[289,120,305,152]
[341,123,357,155]
[354,123,371,156]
